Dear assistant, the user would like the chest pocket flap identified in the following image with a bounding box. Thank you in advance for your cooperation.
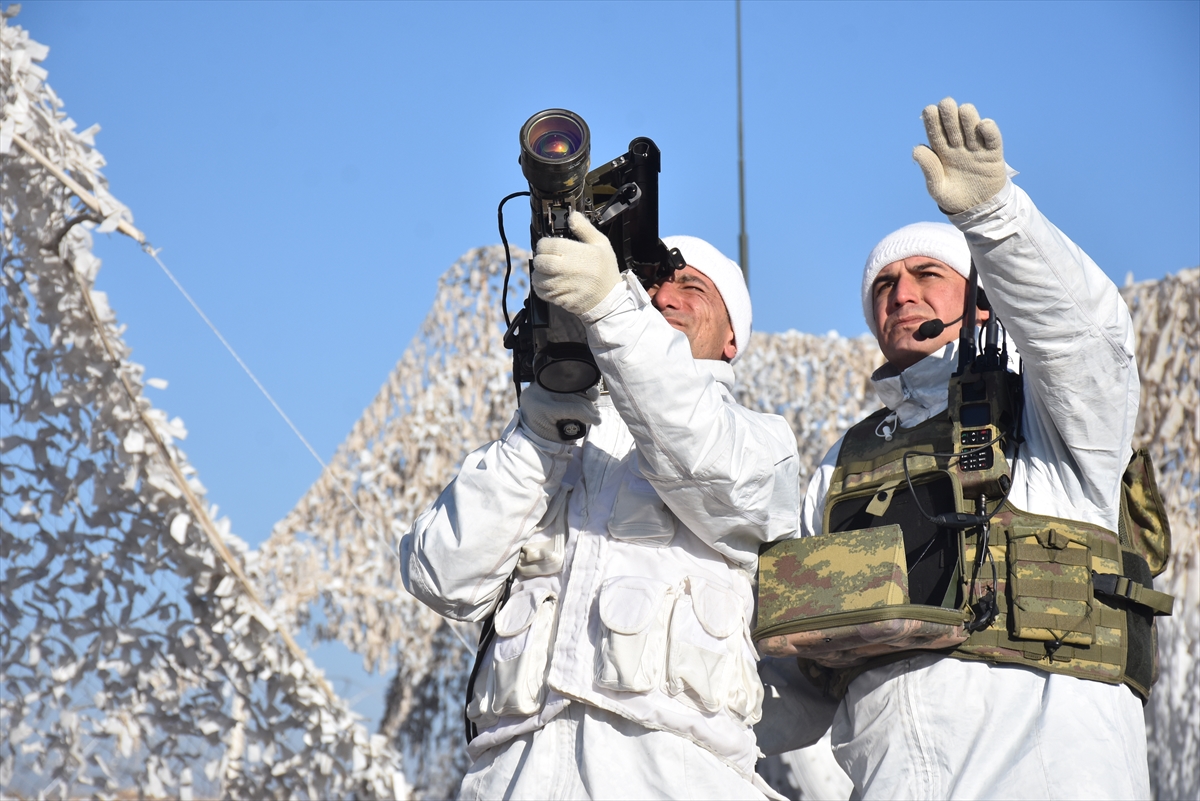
[599,576,671,635]
[690,577,741,639]
[495,587,553,639]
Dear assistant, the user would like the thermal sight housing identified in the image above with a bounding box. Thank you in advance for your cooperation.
[503,109,685,396]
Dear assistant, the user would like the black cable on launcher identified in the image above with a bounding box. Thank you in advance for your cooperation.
[498,191,530,327]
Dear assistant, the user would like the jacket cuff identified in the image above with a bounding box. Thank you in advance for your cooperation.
[949,178,1016,227]
[578,272,648,325]
[508,411,575,455]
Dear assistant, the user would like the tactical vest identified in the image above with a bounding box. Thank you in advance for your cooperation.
[756,405,1174,701]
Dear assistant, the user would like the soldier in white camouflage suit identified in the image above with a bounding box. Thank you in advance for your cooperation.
[790,98,1155,799]
[402,218,800,799]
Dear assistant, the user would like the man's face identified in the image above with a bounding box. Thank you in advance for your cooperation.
[648,266,737,362]
[872,256,986,370]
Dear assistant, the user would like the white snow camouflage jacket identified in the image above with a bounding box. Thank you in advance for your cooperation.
[402,273,801,779]
[799,180,1151,799]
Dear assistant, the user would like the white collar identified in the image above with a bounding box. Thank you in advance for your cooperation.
[698,359,736,391]
[870,342,957,428]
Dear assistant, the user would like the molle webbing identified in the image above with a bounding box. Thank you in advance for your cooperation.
[950,507,1132,691]
[825,409,958,520]
[821,409,1162,700]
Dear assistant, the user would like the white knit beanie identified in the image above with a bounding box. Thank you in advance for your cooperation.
[661,235,752,363]
[861,222,971,336]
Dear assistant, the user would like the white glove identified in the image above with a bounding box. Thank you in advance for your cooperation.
[913,97,1006,214]
[532,210,621,317]
[518,383,601,442]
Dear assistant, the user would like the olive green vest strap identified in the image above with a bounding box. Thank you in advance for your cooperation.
[1009,611,1082,631]
[957,629,1126,669]
[1055,643,1127,666]
[1009,542,1090,567]
[1093,572,1175,616]
[1009,579,1091,602]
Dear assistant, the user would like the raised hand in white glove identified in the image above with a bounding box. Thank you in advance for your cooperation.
[532,210,621,317]
[519,382,602,442]
[913,97,1006,214]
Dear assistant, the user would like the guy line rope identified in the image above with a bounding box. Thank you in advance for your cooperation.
[12,132,478,656]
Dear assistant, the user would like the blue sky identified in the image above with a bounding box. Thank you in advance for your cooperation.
[16,0,1200,551]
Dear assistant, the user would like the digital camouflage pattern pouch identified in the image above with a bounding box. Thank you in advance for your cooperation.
[755,524,968,666]
[1120,448,1172,577]
[1006,525,1095,646]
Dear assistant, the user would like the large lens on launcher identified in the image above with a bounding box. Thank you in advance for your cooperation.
[520,110,590,195]
[532,130,579,159]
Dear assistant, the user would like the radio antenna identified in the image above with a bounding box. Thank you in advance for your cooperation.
[736,0,749,286]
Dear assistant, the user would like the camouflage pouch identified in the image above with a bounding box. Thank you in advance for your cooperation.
[1006,525,1095,646]
[1120,448,1172,578]
[755,525,968,668]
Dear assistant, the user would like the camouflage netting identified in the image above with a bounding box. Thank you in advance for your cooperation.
[1,15,407,799]
[255,244,523,797]
[1127,268,1199,801]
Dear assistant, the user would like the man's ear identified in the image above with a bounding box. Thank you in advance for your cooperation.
[976,288,992,323]
[722,332,738,362]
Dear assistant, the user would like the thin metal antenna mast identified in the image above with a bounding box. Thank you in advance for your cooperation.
[736,0,749,285]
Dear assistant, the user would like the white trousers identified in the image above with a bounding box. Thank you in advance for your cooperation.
[459,702,770,800]
[832,654,1151,800]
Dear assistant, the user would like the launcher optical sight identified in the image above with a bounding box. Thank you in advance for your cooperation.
[502,109,685,395]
